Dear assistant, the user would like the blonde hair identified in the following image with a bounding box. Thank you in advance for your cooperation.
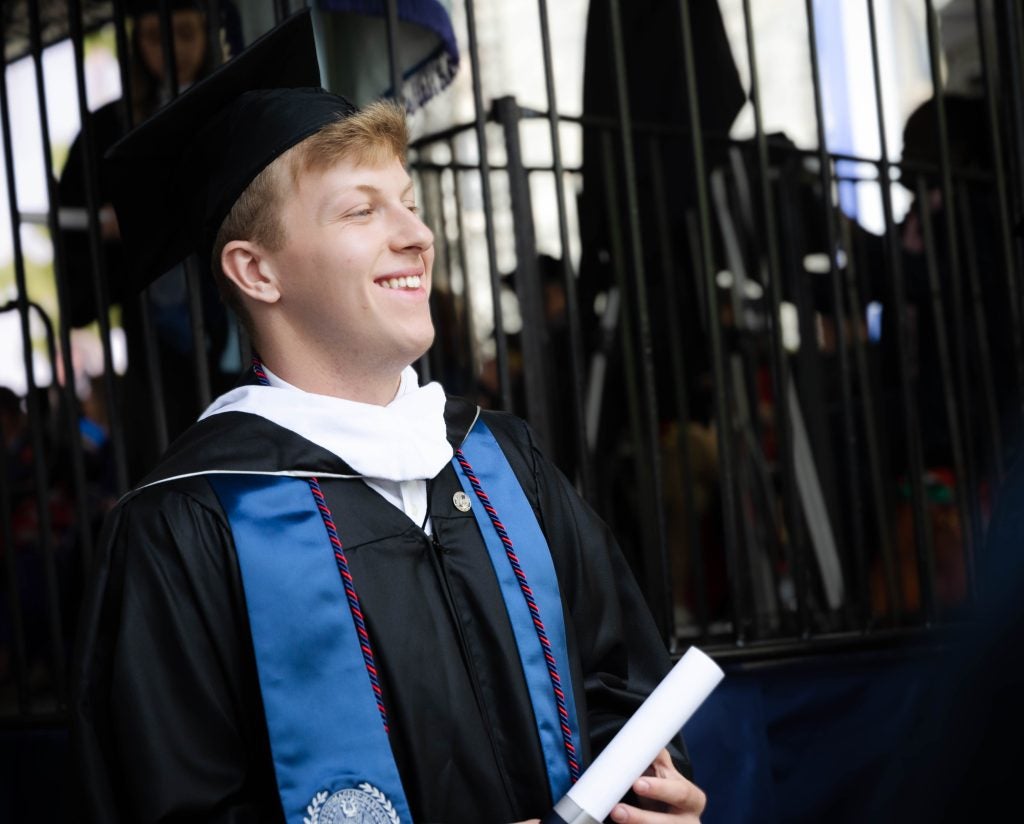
[212,99,409,335]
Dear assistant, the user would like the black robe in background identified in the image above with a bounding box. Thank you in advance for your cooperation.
[578,0,746,431]
[70,393,687,823]
[57,99,235,484]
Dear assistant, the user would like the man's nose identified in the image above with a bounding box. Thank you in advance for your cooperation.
[394,208,434,252]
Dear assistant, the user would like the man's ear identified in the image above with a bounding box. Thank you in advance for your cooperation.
[221,240,281,304]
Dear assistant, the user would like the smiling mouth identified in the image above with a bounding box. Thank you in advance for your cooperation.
[376,274,423,290]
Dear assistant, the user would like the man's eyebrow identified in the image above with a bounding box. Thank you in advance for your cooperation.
[352,180,413,196]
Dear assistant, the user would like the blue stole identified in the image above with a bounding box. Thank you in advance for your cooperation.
[209,421,579,823]
[452,420,582,800]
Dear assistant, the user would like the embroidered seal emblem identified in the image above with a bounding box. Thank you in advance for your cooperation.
[304,783,401,824]
[453,491,472,512]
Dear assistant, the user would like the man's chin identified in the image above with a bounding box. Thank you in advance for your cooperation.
[412,337,436,366]
[397,330,436,371]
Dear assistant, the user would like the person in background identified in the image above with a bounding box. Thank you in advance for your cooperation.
[56,0,240,483]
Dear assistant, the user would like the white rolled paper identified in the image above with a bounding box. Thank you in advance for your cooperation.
[564,646,724,821]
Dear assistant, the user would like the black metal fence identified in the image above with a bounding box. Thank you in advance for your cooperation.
[1,0,1023,733]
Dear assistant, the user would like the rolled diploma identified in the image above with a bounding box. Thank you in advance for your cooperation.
[547,647,724,823]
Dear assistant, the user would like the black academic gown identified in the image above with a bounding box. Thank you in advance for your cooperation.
[71,392,688,823]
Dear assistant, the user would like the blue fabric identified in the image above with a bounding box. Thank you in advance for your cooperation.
[683,651,937,824]
[453,419,581,802]
[210,475,412,824]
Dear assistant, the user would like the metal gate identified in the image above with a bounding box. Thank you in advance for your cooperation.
[1,0,1023,736]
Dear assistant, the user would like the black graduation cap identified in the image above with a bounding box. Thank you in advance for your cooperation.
[106,8,356,289]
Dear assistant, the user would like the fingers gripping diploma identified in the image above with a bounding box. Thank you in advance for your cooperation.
[610,749,707,823]
[516,749,706,824]
[539,649,721,824]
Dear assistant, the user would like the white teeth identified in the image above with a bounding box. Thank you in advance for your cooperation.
[378,275,422,290]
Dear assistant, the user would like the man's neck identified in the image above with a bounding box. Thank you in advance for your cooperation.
[257,348,406,406]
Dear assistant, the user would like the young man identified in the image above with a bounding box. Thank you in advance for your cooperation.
[72,11,707,823]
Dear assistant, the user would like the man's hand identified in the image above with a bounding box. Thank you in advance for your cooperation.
[610,748,706,823]
[512,748,704,824]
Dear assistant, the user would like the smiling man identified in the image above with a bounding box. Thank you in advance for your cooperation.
[215,111,436,405]
[71,11,705,824]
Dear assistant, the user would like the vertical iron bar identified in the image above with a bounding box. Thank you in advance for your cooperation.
[0,37,67,705]
[424,166,452,384]
[957,178,1002,489]
[707,167,766,628]
[1004,0,1024,447]
[923,0,979,585]
[0,413,30,713]
[536,0,594,499]
[274,0,291,25]
[463,0,512,411]
[411,166,436,393]
[840,207,899,626]
[915,175,966,612]
[109,0,134,144]
[864,0,935,623]
[110,0,171,460]
[384,0,403,102]
[976,0,1024,434]
[493,97,553,449]
[136,293,170,456]
[684,210,708,335]
[677,0,746,643]
[1003,2,1024,252]
[410,164,434,387]
[67,0,129,494]
[598,132,666,633]
[158,0,214,416]
[803,0,862,619]
[27,0,94,573]
[607,0,670,638]
[34,304,59,405]
[206,0,224,67]
[649,138,708,638]
[450,150,478,394]
[776,159,816,632]
[740,0,807,634]
[411,165,439,383]
[158,0,181,98]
